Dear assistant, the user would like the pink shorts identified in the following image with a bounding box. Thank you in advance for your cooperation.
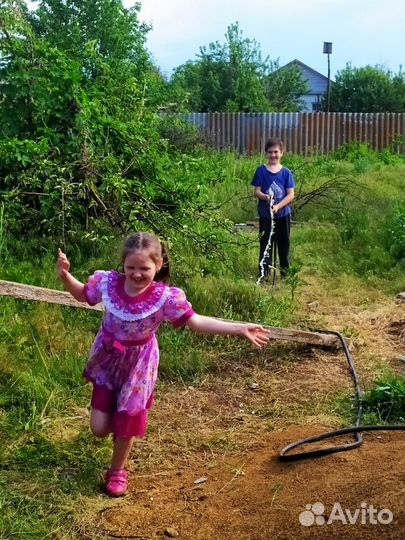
[91,384,154,438]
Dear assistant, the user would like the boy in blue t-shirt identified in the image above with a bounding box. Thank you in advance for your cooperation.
[251,138,295,279]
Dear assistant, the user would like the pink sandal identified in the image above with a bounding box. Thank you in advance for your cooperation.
[105,468,128,497]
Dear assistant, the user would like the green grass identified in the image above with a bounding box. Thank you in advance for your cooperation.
[325,372,405,428]
[361,372,405,424]
[0,237,298,536]
[0,149,404,538]
[292,162,405,280]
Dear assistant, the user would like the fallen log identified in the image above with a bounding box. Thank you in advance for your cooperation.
[0,279,340,348]
[0,279,103,311]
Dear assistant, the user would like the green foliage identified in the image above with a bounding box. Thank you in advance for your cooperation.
[0,1,153,233]
[284,261,305,301]
[332,141,375,162]
[0,147,404,538]
[284,147,405,280]
[169,22,269,112]
[168,23,307,112]
[157,115,208,152]
[334,161,405,274]
[0,204,5,263]
[264,62,309,112]
[327,63,405,112]
[383,201,405,263]
[361,373,405,424]
[158,327,209,380]
[185,275,291,326]
[0,1,249,268]
[332,141,404,166]
[0,21,81,140]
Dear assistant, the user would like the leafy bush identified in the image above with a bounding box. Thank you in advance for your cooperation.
[333,141,375,162]
[384,201,405,262]
[332,141,404,167]
[157,115,208,152]
[362,373,405,424]
[0,1,229,262]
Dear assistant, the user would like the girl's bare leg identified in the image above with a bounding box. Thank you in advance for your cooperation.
[90,408,112,437]
[111,436,134,469]
[104,436,133,496]
[90,409,134,469]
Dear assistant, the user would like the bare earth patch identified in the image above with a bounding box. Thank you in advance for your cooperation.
[98,429,404,540]
[81,288,405,540]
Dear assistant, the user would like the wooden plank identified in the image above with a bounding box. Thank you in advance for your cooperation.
[0,279,340,348]
[0,279,103,311]
[215,317,340,348]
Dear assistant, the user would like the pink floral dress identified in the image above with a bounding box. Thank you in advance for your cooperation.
[82,270,195,417]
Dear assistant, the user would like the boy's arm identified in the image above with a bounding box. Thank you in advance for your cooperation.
[254,186,272,202]
[185,314,270,349]
[56,248,86,302]
[273,187,294,214]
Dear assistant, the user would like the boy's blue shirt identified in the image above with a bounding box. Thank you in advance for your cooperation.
[251,164,295,219]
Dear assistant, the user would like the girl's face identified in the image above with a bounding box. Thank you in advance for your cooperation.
[123,249,163,295]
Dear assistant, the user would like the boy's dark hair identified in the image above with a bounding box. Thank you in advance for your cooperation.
[121,232,170,282]
[264,138,284,152]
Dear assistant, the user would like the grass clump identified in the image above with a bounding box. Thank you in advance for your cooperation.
[361,372,405,424]
[326,372,405,428]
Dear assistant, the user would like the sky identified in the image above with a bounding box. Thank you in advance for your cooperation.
[129,0,405,80]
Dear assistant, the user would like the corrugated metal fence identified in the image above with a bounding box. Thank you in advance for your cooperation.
[174,112,405,155]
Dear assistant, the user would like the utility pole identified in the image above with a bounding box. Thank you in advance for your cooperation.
[323,42,333,112]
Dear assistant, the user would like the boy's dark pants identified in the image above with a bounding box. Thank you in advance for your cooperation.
[259,215,291,277]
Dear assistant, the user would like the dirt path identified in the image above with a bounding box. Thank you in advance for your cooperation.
[86,293,405,540]
[100,429,404,540]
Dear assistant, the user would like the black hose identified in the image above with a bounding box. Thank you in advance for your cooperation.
[278,330,405,462]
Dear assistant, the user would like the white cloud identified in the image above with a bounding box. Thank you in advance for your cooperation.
[121,0,405,75]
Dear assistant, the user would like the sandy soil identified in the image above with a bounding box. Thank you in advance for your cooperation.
[85,292,405,540]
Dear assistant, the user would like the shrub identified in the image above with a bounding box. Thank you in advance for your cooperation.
[157,115,208,152]
[384,201,405,262]
[362,373,405,424]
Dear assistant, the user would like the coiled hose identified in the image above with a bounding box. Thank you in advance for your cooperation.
[279,330,405,462]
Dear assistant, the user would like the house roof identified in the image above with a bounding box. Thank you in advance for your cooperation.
[280,59,330,82]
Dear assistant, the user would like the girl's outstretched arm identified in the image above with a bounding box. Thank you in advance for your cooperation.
[56,248,86,302]
[185,314,270,349]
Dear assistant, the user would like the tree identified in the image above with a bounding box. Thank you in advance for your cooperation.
[0,0,239,270]
[26,0,170,108]
[221,23,269,112]
[169,23,269,112]
[264,61,309,112]
[169,23,307,112]
[0,0,163,140]
[327,64,405,112]
[0,1,81,141]
[29,0,151,79]
[0,0,184,237]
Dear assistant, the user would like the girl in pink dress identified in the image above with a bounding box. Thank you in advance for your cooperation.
[57,232,270,497]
